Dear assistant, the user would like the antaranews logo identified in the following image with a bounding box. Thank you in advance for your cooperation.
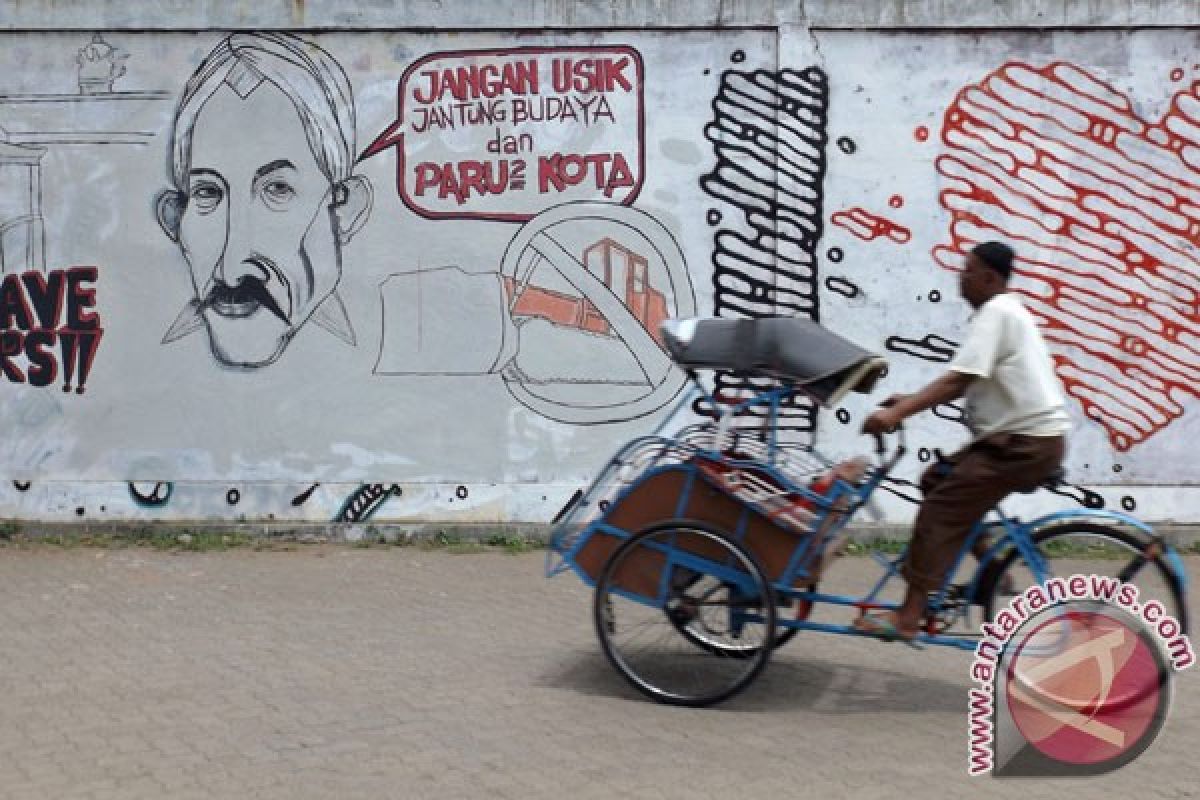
[967,575,1193,777]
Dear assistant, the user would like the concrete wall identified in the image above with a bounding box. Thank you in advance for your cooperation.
[0,1,1197,526]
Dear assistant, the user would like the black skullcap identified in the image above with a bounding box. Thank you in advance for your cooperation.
[970,241,1014,281]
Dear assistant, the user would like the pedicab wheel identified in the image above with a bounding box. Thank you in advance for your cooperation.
[981,521,1189,633]
[667,575,807,657]
[593,519,777,707]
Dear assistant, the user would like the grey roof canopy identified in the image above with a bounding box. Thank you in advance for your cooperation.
[660,317,889,407]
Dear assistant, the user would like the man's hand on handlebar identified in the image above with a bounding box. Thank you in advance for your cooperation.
[862,394,909,436]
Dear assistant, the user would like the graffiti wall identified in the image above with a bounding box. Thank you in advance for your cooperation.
[0,26,1195,523]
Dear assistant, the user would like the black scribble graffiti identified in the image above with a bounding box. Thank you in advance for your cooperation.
[885,333,958,363]
[292,483,320,506]
[335,483,402,523]
[129,481,172,507]
[836,136,856,154]
[12,480,30,491]
[879,475,923,505]
[825,276,860,299]
[156,33,371,370]
[699,66,829,443]
[1046,482,1106,510]
[932,403,966,425]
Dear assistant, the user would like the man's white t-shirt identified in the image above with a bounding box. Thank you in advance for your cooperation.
[949,292,1071,440]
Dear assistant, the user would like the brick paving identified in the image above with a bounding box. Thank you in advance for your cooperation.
[0,544,1195,799]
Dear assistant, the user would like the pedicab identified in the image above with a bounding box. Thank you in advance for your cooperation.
[546,317,1190,706]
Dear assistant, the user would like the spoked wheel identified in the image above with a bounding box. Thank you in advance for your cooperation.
[594,520,776,707]
[982,521,1188,633]
[667,573,807,657]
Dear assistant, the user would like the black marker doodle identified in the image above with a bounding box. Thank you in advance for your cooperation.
[291,483,320,506]
[836,136,856,154]
[825,276,860,299]
[699,66,829,443]
[885,333,958,363]
[932,403,966,425]
[335,483,402,523]
[1046,482,1106,510]
[129,481,172,507]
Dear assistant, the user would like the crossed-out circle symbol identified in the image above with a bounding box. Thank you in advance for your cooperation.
[500,202,696,424]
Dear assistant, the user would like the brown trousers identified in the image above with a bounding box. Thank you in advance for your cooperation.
[902,433,1066,591]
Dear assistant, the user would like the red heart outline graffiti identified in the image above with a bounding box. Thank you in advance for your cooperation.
[934,62,1199,452]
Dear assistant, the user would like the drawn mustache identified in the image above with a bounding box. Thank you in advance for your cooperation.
[203,264,289,324]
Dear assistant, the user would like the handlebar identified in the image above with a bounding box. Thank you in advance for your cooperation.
[870,423,907,472]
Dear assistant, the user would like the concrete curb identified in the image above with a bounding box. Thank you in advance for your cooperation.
[7,519,1200,548]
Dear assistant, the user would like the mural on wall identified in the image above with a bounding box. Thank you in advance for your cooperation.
[0,27,1194,523]
[335,483,402,522]
[128,481,172,508]
[155,33,372,370]
[814,46,1197,514]
[0,34,170,148]
[0,267,103,391]
[699,60,829,443]
[0,142,46,273]
[360,46,696,424]
[359,46,644,218]
[0,35,144,398]
[934,61,1199,455]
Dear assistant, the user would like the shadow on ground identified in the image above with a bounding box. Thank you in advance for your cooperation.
[536,649,968,714]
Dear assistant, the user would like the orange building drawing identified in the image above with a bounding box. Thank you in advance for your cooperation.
[503,237,669,345]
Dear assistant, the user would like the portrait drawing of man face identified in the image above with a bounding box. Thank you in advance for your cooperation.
[156,33,372,369]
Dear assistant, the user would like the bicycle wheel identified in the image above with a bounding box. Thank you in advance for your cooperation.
[981,521,1188,633]
[666,571,805,657]
[594,520,776,707]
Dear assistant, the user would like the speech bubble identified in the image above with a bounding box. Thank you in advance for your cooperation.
[359,46,645,222]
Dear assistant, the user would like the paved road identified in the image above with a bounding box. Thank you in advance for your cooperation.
[0,544,1195,799]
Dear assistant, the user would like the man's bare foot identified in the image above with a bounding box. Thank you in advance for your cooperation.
[852,611,921,642]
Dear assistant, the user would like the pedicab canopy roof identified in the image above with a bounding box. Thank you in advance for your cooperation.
[660,317,889,407]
